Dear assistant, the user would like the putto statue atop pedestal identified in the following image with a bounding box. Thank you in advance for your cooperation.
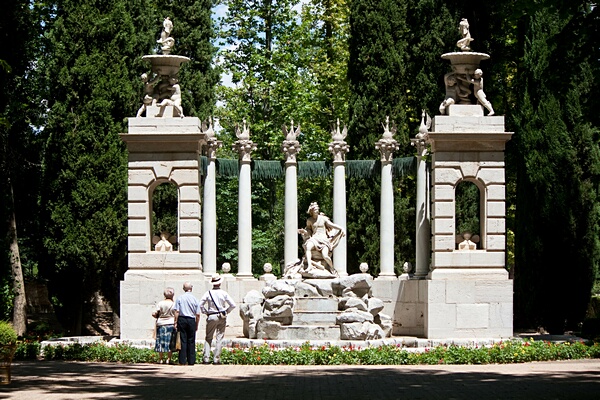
[439,19,494,116]
[136,18,190,118]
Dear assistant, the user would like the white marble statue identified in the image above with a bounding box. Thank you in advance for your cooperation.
[298,202,345,277]
[153,231,176,251]
[457,18,473,51]
[135,72,160,117]
[157,17,175,54]
[456,232,480,251]
[469,69,494,115]
[155,77,184,117]
[439,73,459,114]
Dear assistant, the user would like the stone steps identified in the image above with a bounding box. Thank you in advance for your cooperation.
[273,325,341,341]
[294,297,338,312]
[292,311,339,325]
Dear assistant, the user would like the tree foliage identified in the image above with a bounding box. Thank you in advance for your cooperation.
[1,0,599,335]
[513,3,600,332]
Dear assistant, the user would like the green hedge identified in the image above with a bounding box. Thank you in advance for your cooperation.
[11,338,600,365]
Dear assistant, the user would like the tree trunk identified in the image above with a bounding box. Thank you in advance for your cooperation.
[8,179,27,336]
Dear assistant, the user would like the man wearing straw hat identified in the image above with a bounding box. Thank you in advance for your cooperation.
[199,274,236,365]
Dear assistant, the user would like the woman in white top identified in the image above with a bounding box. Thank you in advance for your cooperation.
[153,287,176,364]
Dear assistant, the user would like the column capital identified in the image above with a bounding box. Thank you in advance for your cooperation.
[328,140,349,163]
[411,134,430,158]
[233,140,256,162]
[205,137,223,160]
[282,140,301,164]
[376,138,399,162]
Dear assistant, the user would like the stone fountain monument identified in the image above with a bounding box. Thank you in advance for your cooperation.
[120,19,209,339]
[399,19,513,338]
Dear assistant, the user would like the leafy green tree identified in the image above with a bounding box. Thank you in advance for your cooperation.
[215,0,350,274]
[513,3,600,332]
[0,0,46,333]
[346,0,412,273]
[38,0,156,333]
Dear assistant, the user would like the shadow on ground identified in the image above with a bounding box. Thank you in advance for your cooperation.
[1,361,599,400]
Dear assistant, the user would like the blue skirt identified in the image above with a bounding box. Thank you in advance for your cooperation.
[155,325,174,352]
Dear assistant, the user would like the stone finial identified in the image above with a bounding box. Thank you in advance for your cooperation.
[411,110,430,158]
[202,117,215,139]
[233,119,256,162]
[328,119,349,163]
[157,17,175,54]
[359,262,369,274]
[222,262,232,273]
[203,118,222,159]
[418,110,431,136]
[457,18,473,52]
[282,119,301,164]
[259,263,277,282]
[381,116,396,139]
[331,118,347,141]
[236,119,250,140]
[375,116,399,163]
[282,119,300,141]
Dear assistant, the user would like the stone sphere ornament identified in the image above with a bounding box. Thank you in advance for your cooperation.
[359,262,369,273]
[222,262,232,274]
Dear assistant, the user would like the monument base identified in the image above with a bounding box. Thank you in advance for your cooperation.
[393,271,513,339]
[120,270,265,340]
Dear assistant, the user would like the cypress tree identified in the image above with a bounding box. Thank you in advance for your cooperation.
[513,3,600,332]
[346,0,410,273]
[39,0,155,333]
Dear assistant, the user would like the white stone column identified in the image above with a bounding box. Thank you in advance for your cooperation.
[414,154,430,277]
[328,120,349,276]
[232,120,257,279]
[412,112,431,278]
[202,121,222,275]
[375,117,399,279]
[282,121,301,266]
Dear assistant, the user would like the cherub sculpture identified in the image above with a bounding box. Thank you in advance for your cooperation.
[136,72,159,118]
[456,231,480,251]
[155,77,184,117]
[153,231,177,252]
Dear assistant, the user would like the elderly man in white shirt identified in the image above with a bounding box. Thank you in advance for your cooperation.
[199,274,236,365]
